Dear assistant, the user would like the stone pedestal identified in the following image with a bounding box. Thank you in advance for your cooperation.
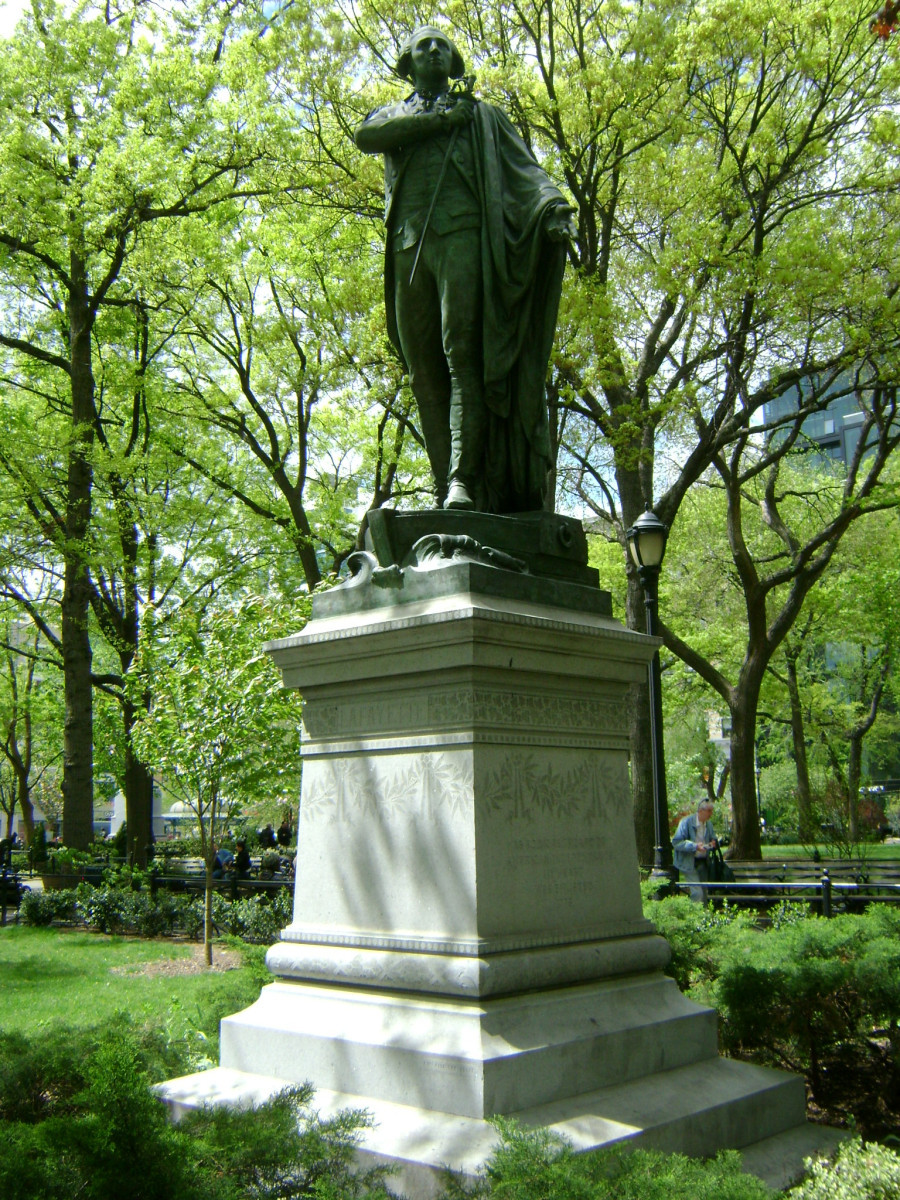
[158,515,833,1192]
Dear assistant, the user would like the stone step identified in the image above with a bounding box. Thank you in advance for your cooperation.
[738,1123,847,1192]
[218,973,719,1118]
[158,1054,813,1197]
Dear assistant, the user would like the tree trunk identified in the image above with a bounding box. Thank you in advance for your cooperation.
[847,734,863,843]
[785,649,816,840]
[61,256,95,850]
[204,856,214,968]
[17,792,35,845]
[123,735,154,868]
[12,762,35,846]
[728,669,764,859]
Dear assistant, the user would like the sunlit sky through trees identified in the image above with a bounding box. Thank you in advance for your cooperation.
[0,1,24,38]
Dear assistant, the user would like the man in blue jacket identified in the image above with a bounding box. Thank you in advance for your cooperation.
[672,800,718,901]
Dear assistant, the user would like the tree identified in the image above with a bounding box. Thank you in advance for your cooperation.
[0,0,303,847]
[129,597,304,965]
[656,437,900,856]
[0,625,49,843]
[159,208,425,587]
[763,510,900,842]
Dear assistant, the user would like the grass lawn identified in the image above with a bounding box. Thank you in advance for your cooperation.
[758,842,900,860]
[0,926,266,1041]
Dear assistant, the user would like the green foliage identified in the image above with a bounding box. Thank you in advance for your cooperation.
[129,598,303,827]
[31,825,47,862]
[0,1018,189,1126]
[152,836,206,860]
[0,1021,396,1200]
[20,888,79,926]
[46,845,95,871]
[456,1119,773,1200]
[109,822,129,859]
[182,1087,396,1200]
[21,878,291,943]
[647,895,900,1095]
[790,1138,900,1200]
[642,891,753,993]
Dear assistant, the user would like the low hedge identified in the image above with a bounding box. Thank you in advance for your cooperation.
[0,1023,395,1200]
[455,1119,900,1200]
[20,882,293,944]
[648,896,900,1101]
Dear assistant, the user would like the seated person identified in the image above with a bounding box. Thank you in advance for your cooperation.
[234,838,252,880]
[212,846,234,879]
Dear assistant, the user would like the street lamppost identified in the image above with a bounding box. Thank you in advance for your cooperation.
[626,509,673,890]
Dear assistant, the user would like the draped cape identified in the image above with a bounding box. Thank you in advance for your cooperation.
[381,101,567,512]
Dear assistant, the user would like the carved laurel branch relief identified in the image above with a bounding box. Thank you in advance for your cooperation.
[301,753,473,824]
[483,753,628,822]
[300,750,627,825]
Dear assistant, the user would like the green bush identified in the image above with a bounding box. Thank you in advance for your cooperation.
[151,835,205,861]
[109,821,129,858]
[0,1019,189,1126]
[31,880,291,944]
[642,891,752,994]
[646,897,900,1099]
[31,825,47,864]
[76,884,130,933]
[790,1137,900,1199]
[712,914,900,1094]
[451,1119,774,1200]
[0,1025,396,1200]
[20,889,79,926]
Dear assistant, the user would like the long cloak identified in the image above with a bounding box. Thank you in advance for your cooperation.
[383,101,568,513]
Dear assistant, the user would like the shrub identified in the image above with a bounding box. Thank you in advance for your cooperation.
[452,1119,774,1200]
[646,896,900,1100]
[151,835,205,861]
[789,1137,900,1199]
[110,821,129,858]
[20,889,79,926]
[31,825,47,864]
[0,1018,190,1126]
[0,1025,396,1200]
[643,891,752,994]
[76,883,129,934]
[30,878,290,944]
[712,914,900,1095]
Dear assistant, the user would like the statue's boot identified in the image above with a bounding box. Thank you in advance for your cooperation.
[444,390,485,510]
[444,478,474,509]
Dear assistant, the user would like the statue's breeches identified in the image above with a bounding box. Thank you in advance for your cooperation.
[394,228,486,498]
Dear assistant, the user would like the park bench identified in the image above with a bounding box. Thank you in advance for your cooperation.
[148,856,293,901]
[0,869,30,925]
[673,857,900,915]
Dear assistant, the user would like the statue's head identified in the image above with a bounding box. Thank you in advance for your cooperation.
[395,25,465,85]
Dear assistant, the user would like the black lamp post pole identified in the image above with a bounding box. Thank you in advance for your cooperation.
[637,563,673,884]
[626,509,673,892]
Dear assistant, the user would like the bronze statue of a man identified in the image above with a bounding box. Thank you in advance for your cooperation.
[355,26,575,513]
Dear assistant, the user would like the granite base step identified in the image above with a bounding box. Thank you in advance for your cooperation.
[157,1054,828,1196]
